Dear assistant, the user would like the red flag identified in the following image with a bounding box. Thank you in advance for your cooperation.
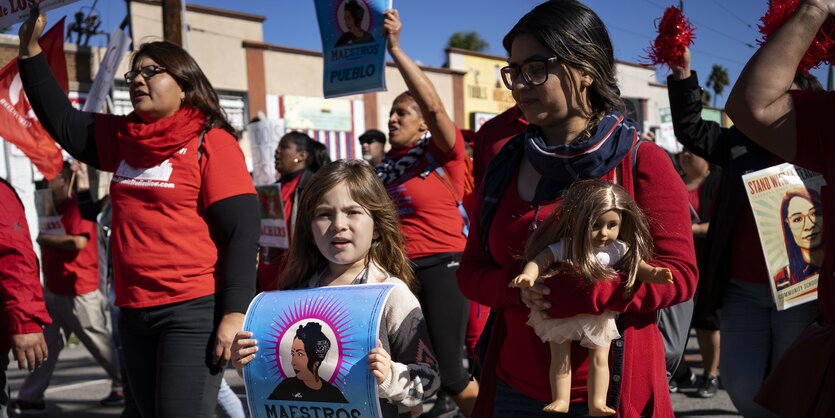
[0,18,67,180]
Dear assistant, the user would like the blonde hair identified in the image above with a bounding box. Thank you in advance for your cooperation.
[278,160,416,292]
[525,179,654,295]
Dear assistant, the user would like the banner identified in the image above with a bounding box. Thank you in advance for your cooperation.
[248,117,284,186]
[743,163,827,310]
[656,107,683,154]
[243,284,395,418]
[256,185,288,249]
[0,0,79,30]
[0,18,67,180]
[314,0,391,98]
[83,26,131,113]
[34,189,64,235]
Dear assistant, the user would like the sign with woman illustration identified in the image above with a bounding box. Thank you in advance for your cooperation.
[242,284,394,418]
[313,0,391,98]
[744,163,826,310]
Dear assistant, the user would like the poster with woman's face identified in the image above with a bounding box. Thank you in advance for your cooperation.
[743,163,826,310]
[242,284,395,418]
[313,0,392,98]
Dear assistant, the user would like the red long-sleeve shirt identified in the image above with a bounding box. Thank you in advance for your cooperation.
[0,181,51,352]
[458,143,698,417]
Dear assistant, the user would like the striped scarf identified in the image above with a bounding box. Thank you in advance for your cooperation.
[375,133,431,185]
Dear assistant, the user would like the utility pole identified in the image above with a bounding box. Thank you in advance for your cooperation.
[162,0,183,46]
[829,64,834,91]
[679,0,684,11]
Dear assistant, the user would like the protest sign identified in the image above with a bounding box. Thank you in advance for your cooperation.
[35,189,64,235]
[83,26,130,113]
[256,185,288,249]
[0,0,79,30]
[243,284,395,418]
[743,163,826,310]
[248,117,284,186]
[314,0,391,98]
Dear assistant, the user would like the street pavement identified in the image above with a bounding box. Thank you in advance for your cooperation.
[5,331,741,417]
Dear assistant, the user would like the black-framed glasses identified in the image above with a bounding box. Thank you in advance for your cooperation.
[500,57,559,90]
[124,65,168,84]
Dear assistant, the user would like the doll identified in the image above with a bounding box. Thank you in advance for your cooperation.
[509,179,673,416]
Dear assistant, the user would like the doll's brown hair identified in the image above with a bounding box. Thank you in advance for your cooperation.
[524,179,654,294]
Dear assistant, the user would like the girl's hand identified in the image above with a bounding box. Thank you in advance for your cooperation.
[509,273,537,288]
[18,5,46,59]
[367,340,392,385]
[382,9,402,52]
[231,330,258,377]
[213,312,245,369]
[520,282,551,311]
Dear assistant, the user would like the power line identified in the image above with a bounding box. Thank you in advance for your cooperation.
[708,0,755,30]
[607,24,748,66]
[639,0,755,49]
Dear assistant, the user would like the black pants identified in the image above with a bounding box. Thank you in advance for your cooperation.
[413,252,471,395]
[119,295,222,418]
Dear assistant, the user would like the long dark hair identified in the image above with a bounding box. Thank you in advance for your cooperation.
[504,0,623,130]
[131,41,237,138]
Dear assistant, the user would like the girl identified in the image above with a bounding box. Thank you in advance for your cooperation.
[233,160,441,418]
[509,180,672,416]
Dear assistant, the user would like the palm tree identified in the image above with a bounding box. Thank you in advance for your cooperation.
[447,31,489,52]
[706,64,730,108]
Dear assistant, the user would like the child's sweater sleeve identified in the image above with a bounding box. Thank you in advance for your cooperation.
[377,281,441,408]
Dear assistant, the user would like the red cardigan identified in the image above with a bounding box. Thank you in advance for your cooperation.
[458,142,698,417]
[0,181,52,352]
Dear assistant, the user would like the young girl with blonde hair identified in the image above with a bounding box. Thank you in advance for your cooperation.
[233,160,440,418]
[510,179,672,416]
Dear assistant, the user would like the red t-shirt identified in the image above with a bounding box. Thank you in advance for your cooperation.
[40,198,99,296]
[94,115,256,308]
[386,130,468,259]
[790,90,835,324]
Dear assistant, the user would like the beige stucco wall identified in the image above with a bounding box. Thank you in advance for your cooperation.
[128,2,263,92]
[616,61,670,131]
[261,48,458,132]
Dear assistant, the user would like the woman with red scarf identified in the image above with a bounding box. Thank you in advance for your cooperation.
[377,9,478,415]
[18,9,259,417]
[457,1,697,416]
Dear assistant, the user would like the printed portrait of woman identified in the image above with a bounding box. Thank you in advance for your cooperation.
[773,188,824,290]
[269,322,348,403]
[335,0,374,47]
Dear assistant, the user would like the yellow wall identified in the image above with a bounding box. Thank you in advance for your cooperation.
[448,50,515,129]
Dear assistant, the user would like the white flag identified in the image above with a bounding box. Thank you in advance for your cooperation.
[83,27,131,113]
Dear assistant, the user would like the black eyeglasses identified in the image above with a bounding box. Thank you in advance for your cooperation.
[124,65,168,84]
[500,57,559,90]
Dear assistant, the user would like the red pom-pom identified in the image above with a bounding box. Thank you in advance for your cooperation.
[759,0,835,73]
[645,7,695,69]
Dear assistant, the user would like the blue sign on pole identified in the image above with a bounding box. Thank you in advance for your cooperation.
[314,0,392,98]
[243,284,395,418]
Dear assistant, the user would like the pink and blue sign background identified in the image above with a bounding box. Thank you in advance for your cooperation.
[243,284,394,418]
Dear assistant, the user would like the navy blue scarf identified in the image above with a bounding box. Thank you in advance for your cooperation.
[478,112,638,262]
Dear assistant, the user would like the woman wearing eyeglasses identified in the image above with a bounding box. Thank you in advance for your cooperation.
[456,1,697,417]
[378,9,479,416]
[18,9,258,418]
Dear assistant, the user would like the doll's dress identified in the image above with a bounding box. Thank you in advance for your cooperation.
[526,239,626,348]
